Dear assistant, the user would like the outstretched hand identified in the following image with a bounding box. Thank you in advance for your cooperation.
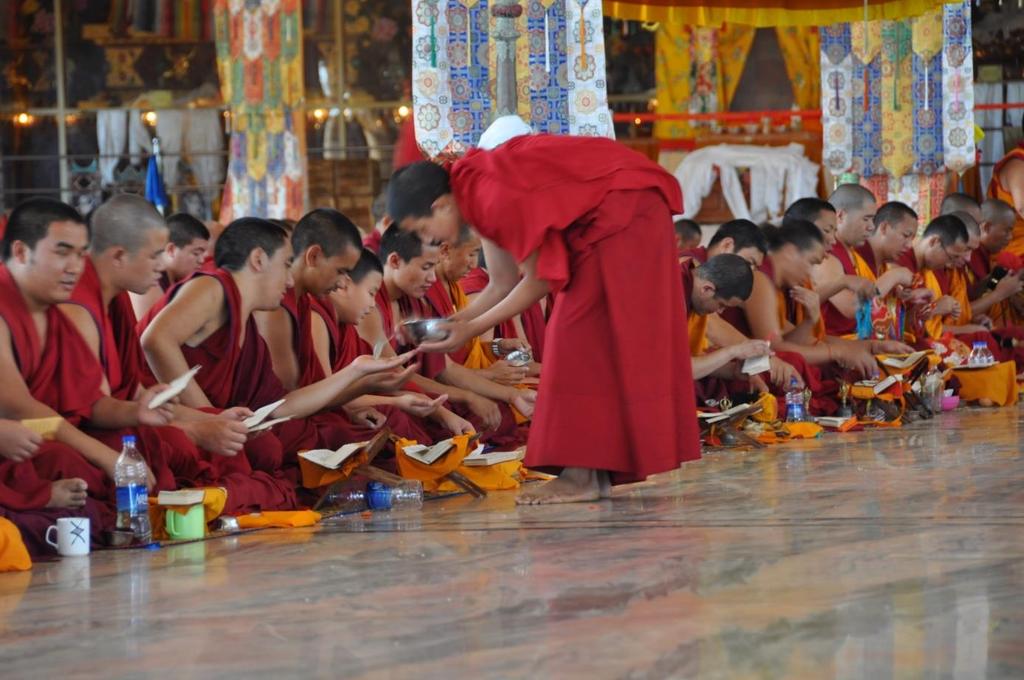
[136,385,175,427]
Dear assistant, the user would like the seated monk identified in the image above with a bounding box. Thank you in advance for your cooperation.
[0,418,105,557]
[0,198,182,522]
[816,188,916,336]
[461,266,547,366]
[942,211,1024,371]
[987,120,1024,256]
[965,199,1024,328]
[331,249,459,439]
[674,218,702,258]
[684,253,782,382]
[61,196,297,513]
[254,208,438,442]
[854,201,920,317]
[425,225,535,383]
[783,197,840,249]
[940,192,983,224]
[894,214,1002,353]
[722,221,911,408]
[359,226,534,444]
[683,218,768,268]
[130,212,210,319]
[140,217,415,472]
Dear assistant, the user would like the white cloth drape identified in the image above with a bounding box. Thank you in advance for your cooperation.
[673,144,820,223]
[96,110,127,185]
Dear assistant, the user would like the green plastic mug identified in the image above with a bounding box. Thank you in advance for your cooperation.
[165,504,206,540]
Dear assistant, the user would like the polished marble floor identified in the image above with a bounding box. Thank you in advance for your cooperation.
[2,407,1024,678]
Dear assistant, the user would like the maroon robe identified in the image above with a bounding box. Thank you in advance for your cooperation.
[450,134,699,482]
[138,268,355,471]
[822,242,859,337]
[0,265,117,526]
[680,245,709,264]
[70,259,296,513]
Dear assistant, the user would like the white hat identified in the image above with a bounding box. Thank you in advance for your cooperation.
[478,115,533,150]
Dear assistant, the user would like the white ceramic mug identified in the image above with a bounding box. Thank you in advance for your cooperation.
[45,517,90,557]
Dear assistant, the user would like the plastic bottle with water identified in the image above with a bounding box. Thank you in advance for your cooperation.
[968,341,995,368]
[785,377,806,422]
[114,435,151,544]
[328,480,424,513]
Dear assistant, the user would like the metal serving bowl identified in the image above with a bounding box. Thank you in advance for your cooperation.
[401,318,450,344]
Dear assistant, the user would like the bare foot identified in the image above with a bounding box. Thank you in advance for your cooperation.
[47,479,88,509]
[516,467,606,505]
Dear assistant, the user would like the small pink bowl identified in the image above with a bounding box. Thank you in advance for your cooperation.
[941,395,960,411]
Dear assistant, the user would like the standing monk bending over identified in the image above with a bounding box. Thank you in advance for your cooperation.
[386,132,701,505]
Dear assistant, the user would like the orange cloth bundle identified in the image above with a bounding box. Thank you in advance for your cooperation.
[236,510,321,529]
[395,435,524,492]
[755,421,823,444]
[750,391,778,423]
[0,517,31,572]
[954,361,1019,406]
[298,448,369,490]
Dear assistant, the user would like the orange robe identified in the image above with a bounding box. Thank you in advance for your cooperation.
[987,145,1024,256]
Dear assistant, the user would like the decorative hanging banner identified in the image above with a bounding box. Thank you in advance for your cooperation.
[941,0,975,175]
[412,0,612,159]
[911,6,943,175]
[880,20,913,178]
[820,24,853,177]
[850,20,883,178]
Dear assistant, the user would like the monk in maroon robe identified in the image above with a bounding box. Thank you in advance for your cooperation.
[256,209,433,445]
[360,226,532,447]
[385,134,700,504]
[0,198,193,531]
[140,217,416,473]
[0,419,105,556]
[63,196,296,513]
[130,212,210,320]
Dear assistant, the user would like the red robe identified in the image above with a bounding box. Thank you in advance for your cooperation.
[450,134,699,482]
[138,268,354,471]
[363,229,383,255]
[680,245,709,264]
[822,242,858,337]
[70,259,296,513]
[460,268,548,362]
[0,265,118,525]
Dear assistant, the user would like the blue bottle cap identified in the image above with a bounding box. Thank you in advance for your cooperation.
[365,481,393,511]
[122,435,137,446]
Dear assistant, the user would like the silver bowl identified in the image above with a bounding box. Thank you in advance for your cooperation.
[401,318,450,344]
[505,348,532,367]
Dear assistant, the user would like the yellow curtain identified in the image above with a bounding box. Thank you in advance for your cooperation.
[718,25,757,108]
[655,24,755,139]
[774,26,821,110]
[607,0,958,27]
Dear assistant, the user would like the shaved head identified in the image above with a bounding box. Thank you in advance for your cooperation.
[828,183,875,212]
[90,194,166,254]
[951,210,980,237]
[940,192,981,221]
[982,198,1016,228]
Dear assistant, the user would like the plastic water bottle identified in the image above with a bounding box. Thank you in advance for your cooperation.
[785,377,806,422]
[980,343,996,366]
[968,341,986,368]
[114,435,151,544]
[328,480,424,513]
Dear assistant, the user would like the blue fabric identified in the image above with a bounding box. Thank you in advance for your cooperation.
[145,155,169,211]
